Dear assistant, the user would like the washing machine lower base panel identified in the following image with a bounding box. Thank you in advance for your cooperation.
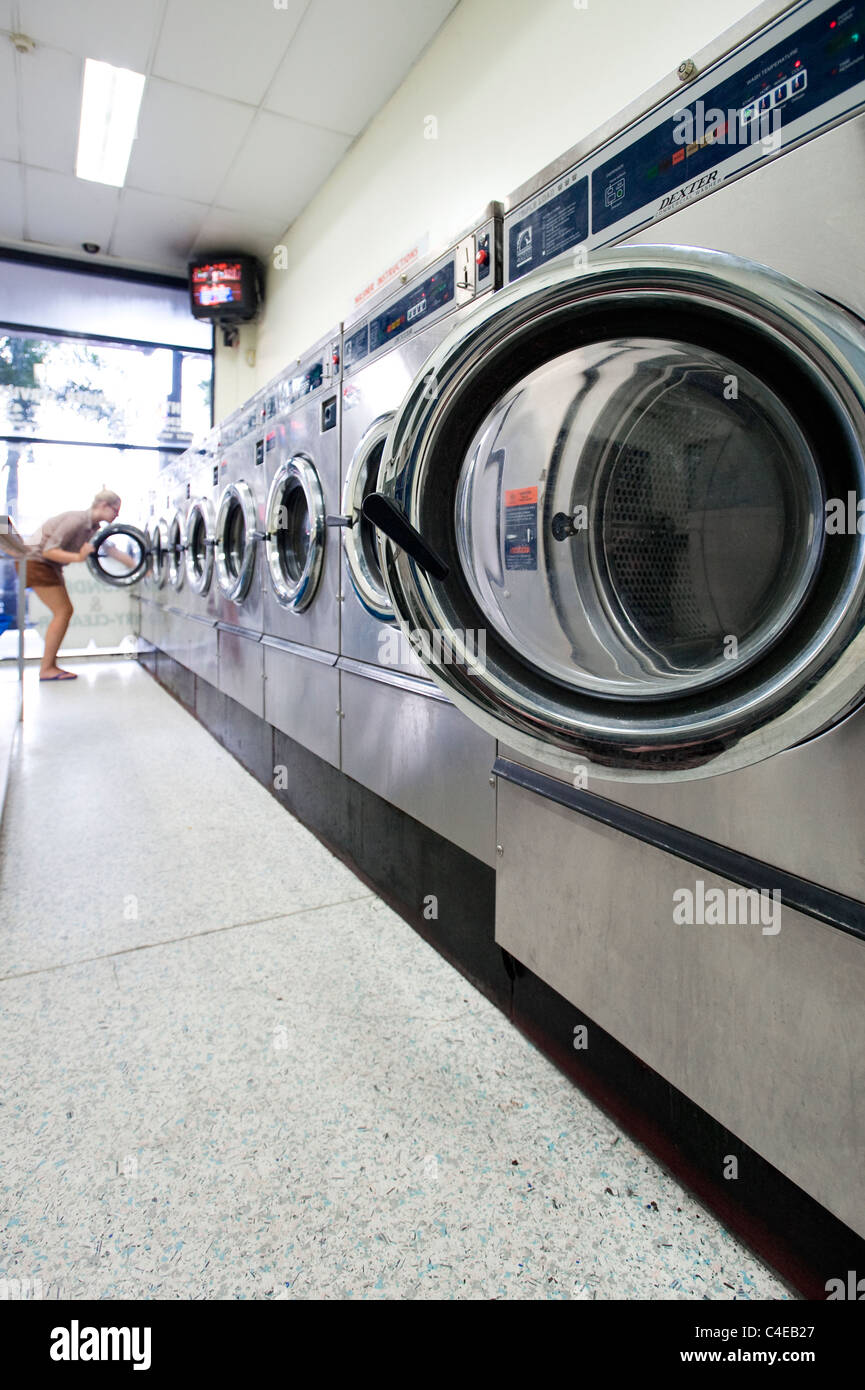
[139,649,865,1295]
[495,771,865,1244]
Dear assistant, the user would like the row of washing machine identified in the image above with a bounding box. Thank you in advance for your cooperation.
[84,0,865,1244]
[131,205,502,866]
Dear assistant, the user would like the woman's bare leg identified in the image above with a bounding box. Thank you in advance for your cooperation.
[32,585,74,677]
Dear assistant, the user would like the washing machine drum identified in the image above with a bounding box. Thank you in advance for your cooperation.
[369,245,865,781]
[215,481,258,601]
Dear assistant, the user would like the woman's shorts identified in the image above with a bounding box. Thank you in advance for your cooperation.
[25,560,66,590]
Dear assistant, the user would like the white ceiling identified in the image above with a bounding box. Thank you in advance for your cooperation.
[0,0,459,274]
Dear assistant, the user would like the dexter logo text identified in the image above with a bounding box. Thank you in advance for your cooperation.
[50,1320,151,1371]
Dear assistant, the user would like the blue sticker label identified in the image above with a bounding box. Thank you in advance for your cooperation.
[508,178,589,281]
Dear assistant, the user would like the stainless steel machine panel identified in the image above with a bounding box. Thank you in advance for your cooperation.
[160,606,192,671]
[263,638,340,769]
[183,613,218,688]
[340,207,501,677]
[147,599,168,651]
[138,596,158,646]
[214,399,267,635]
[218,625,264,718]
[495,776,865,1241]
[261,330,341,653]
[339,662,497,865]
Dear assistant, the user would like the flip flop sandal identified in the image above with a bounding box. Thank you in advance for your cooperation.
[39,672,78,681]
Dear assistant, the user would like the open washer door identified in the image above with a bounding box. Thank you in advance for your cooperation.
[342,415,396,622]
[86,523,150,587]
[365,245,865,782]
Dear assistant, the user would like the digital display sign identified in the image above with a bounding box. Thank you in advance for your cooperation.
[369,263,455,353]
[188,255,260,322]
[191,261,243,307]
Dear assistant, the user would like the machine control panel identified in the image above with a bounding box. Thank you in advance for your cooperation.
[342,259,457,375]
[505,0,865,281]
[369,262,455,352]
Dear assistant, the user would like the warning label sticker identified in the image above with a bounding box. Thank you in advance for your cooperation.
[504,486,538,571]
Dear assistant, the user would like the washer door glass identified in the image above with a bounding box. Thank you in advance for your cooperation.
[185,501,214,594]
[87,524,149,587]
[265,456,325,611]
[216,482,258,601]
[168,512,185,591]
[149,520,168,589]
[457,340,824,699]
[343,416,394,621]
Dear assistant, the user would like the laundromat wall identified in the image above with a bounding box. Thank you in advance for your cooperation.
[214,0,759,418]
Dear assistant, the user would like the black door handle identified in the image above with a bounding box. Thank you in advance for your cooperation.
[361,493,449,580]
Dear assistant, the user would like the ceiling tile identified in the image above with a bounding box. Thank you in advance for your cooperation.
[126,79,254,205]
[0,43,18,162]
[19,0,162,70]
[24,166,119,250]
[266,0,458,135]
[19,45,82,176]
[191,206,285,264]
[216,111,350,224]
[153,0,306,106]
[110,188,207,269]
[0,160,25,239]
[0,2,12,26]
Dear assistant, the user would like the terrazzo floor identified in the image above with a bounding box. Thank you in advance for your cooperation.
[0,659,793,1300]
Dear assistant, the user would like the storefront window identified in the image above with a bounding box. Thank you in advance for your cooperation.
[0,257,213,662]
[0,330,211,446]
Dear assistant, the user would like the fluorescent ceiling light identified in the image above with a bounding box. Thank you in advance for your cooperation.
[76,58,145,187]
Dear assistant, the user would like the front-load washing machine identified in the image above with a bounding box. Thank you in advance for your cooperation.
[181,434,220,689]
[338,206,503,865]
[141,468,172,653]
[185,433,220,623]
[364,0,865,1242]
[165,464,191,619]
[259,328,342,766]
[214,394,267,717]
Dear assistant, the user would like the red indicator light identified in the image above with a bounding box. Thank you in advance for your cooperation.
[830,19,837,26]
[794,59,801,67]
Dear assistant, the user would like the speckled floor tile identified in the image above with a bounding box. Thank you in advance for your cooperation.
[0,663,371,975]
[0,661,793,1300]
